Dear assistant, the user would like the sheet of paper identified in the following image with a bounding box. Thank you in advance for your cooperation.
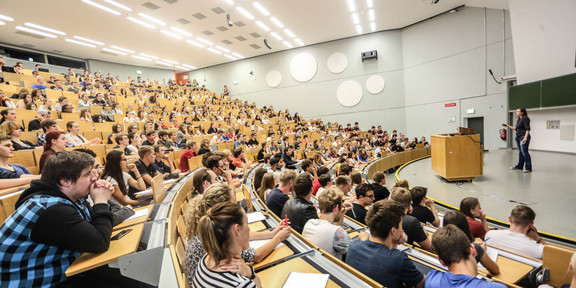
[282,272,329,288]
[134,189,152,196]
[247,212,266,223]
[250,239,284,250]
[478,247,498,270]
[123,208,149,222]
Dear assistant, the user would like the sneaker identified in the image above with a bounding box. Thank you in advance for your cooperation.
[523,169,531,173]
[510,166,521,170]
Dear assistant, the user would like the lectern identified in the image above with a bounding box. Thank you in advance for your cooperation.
[431,133,483,181]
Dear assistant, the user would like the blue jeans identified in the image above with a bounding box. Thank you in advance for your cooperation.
[515,135,532,171]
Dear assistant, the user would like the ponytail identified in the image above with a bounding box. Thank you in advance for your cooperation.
[198,202,244,268]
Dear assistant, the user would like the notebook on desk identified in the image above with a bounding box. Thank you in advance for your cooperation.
[282,272,329,288]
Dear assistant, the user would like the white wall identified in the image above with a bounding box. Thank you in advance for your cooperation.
[87,59,175,83]
[526,107,576,153]
[402,8,514,150]
[508,0,576,84]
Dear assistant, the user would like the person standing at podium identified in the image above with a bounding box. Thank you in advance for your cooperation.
[504,108,532,173]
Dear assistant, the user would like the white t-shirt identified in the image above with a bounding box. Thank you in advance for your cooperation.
[105,172,132,200]
[302,219,351,260]
[485,229,544,259]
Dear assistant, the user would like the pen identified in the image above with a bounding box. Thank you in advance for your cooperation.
[483,237,491,242]
[285,214,288,225]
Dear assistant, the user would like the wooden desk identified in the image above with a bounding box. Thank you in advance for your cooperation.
[113,205,153,230]
[479,256,533,284]
[253,245,294,270]
[257,257,339,287]
[65,223,144,277]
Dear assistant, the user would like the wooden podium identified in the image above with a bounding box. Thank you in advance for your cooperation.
[431,133,483,181]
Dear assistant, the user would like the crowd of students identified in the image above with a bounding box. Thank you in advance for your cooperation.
[0,64,574,288]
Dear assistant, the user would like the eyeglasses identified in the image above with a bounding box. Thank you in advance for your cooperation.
[366,194,375,198]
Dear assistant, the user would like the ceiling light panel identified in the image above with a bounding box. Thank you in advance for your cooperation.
[215,45,230,53]
[0,15,14,22]
[207,48,222,55]
[294,38,304,46]
[15,26,58,38]
[284,28,296,38]
[175,66,188,70]
[155,61,172,66]
[196,37,213,45]
[368,10,375,22]
[224,0,234,4]
[132,55,152,61]
[270,17,284,29]
[366,0,373,8]
[282,41,293,48]
[102,0,132,11]
[127,16,156,29]
[65,38,96,48]
[161,30,183,39]
[231,52,244,59]
[224,54,237,60]
[355,24,362,34]
[163,59,179,64]
[140,53,159,59]
[82,0,121,15]
[110,45,134,53]
[182,64,196,69]
[73,36,104,45]
[24,23,66,35]
[370,21,376,32]
[347,0,356,12]
[352,13,359,25]
[137,13,167,26]
[170,26,193,37]
[236,7,255,20]
[102,48,127,55]
[186,40,205,48]
[270,32,283,41]
[252,2,270,16]
[255,21,270,32]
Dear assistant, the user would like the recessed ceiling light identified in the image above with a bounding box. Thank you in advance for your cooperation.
[170,26,193,37]
[132,55,152,61]
[270,17,284,29]
[175,66,189,70]
[284,28,296,38]
[163,59,179,64]
[102,0,132,11]
[65,38,96,48]
[215,45,231,53]
[155,61,172,66]
[102,48,127,55]
[368,10,375,22]
[224,54,237,60]
[347,0,356,12]
[255,21,270,32]
[366,0,373,8]
[15,26,58,38]
[352,13,359,25]
[161,30,183,39]
[182,64,196,69]
[252,2,270,16]
[356,24,362,34]
[73,36,104,45]
[370,22,376,32]
[282,40,293,48]
[137,13,167,26]
[82,0,121,15]
[0,15,14,22]
[270,32,283,41]
[207,48,222,55]
[196,37,213,46]
[224,0,234,4]
[0,21,4,26]
[231,52,244,59]
[140,53,159,59]
[127,17,156,29]
[186,40,205,48]
[294,38,304,46]
[110,45,134,53]
[236,7,255,20]
[24,22,66,35]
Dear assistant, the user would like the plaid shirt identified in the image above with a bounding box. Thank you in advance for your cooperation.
[0,195,90,287]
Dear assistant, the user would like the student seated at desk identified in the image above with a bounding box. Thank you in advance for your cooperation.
[303,186,351,260]
[426,225,506,288]
[0,151,145,287]
[0,134,39,182]
[390,187,433,252]
[346,200,425,288]
[194,202,261,287]
[460,197,489,240]
[345,183,373,225]
[281,173,319,234]
[409,186,440,227]
[443,210,500,276]
[265,170,297,218]
[101,150,150,207]
[184,184,290,282]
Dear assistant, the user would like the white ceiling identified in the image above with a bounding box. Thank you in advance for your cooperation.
[0,0,508,72]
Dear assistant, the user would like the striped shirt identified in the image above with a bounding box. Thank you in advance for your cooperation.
[192,254,256,288]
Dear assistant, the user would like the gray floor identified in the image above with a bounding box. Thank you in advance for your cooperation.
[396,149,576,239]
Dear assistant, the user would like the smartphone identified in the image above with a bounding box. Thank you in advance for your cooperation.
[111,228,133,241]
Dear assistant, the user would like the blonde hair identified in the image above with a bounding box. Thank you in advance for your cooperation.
[318,186,344,214]
[279,169,297,186]
[394,179,410,189]
[0,121,21,135]
[184,183,232,239]
[198,202,244,268]
[258,173,275,201]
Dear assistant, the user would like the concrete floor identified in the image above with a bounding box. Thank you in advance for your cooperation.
[396,149,576,239]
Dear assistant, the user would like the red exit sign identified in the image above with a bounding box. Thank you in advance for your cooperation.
[445,103,457,107]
